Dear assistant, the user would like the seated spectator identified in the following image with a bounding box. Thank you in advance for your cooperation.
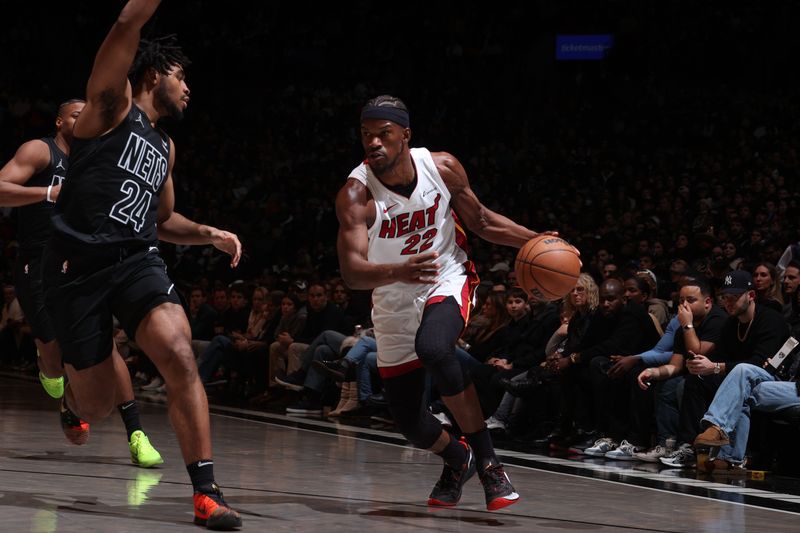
[570,279,661,457]
[694,340,795,473]
[197,285,268,385]
[640,271,787,468]
[527,273,600,446]
[331,282,358,331]
[752,262,783,312]
[250,294,305,404]
[602,262,619,281]
[213,283,250,337]
[781,260,800,322]
[210,286,229,315]
[274,283,350,390]
[721,241,744,270]
[282,328,351,414]
[636,269,670,330]
[315,332,380,417]
[472,287,558,418]
[459,291,511,362]
[606,279,723,461]
[623,275,667,333]
[187,286,217,341]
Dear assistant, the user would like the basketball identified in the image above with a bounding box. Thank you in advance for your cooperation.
[515,235,581,301]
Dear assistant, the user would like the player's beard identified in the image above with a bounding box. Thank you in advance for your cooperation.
[155,83,184,121]
[369,141,405,178]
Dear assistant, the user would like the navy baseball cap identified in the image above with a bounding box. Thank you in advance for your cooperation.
[721,270,753,295]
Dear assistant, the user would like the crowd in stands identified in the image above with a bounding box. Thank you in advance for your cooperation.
[3,2,800,474]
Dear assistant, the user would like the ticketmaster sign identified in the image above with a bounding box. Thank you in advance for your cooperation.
[556,35,614,60]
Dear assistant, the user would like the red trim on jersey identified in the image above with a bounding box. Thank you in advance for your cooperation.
[452,210,470,254]
[423,260,480,329]
[460,260,480,326]
[427,295,447,306]
[379,358,423,378]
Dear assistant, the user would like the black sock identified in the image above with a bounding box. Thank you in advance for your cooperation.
[436,434,468,470]
[465,428,499,467]
[117,400,143,441]
[187,460,216,494]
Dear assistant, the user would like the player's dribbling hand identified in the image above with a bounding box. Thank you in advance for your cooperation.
[210,229,242,267]
[400,251,440,284]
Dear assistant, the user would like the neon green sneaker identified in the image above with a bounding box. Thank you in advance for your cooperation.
[39,372,64,399]
[129,430,164,468]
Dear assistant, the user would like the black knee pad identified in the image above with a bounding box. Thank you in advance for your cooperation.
[383,368,443,449]
[415,297,470,396]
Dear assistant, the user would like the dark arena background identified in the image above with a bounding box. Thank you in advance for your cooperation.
[2,1,800,531]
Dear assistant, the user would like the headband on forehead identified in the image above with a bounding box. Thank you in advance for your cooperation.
[360,106,410,128]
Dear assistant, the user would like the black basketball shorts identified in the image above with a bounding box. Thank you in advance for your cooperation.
[14,250,57,344]
[42,244,181,370]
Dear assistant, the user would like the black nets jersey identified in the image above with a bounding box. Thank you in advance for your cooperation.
[17,137,67,253]
[52,104,170,249]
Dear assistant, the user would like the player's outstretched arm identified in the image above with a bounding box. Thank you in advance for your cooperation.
[0,140,57,207]
[158,210,242,268]
[155,144,241,267]
[75,0,161,139]
[336,178,439,290]
[434,151,553,248]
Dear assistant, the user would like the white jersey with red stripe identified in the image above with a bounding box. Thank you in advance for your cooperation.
[348,147,478,373]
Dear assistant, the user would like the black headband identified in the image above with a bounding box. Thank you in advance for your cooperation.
[360,106,410,128]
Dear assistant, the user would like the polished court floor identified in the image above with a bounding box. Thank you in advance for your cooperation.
[1,375,799,532]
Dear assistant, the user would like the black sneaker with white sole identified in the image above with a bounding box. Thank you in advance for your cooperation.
[659,443,696,468]
[478,462,520,511]
[428,441,476,507]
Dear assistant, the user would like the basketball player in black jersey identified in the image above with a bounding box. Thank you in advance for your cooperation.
[41,0,241,529]
[0,99,164,468]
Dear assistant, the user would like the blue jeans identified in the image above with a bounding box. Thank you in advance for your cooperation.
[424,347,481,409]
[492,370,527,423]
[703,364,800,464]
[299,330,347,372]
[197,335,232,383]
[654,375,684,445]
[344,336,378,401]
[302,331,348,393]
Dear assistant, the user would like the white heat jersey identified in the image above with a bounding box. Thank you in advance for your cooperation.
[349,148,469,291]
[348,147,478,373]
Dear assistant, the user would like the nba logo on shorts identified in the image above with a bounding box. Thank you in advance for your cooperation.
[61,260,69,274]
[24,264,29,275]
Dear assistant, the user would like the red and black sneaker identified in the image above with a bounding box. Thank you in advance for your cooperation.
[193,483,242,530]
[60,399,89,445]
[427,440,476,507]
[478,462,520,511]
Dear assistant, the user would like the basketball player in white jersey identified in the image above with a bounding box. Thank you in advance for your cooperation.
[336,95,556,510]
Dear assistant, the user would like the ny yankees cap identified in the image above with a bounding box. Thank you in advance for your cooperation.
[721,270,753,295]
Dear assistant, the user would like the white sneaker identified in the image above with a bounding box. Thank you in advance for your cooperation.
[659,443,696,468]
[141,376,164,391]
[485,416,507,431]
[634,444,673,463]
[604,440,642,461]
[584,437,618,457]
[431,411,452,427]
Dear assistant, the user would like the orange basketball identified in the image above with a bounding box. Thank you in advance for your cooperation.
[515,235,581,301]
